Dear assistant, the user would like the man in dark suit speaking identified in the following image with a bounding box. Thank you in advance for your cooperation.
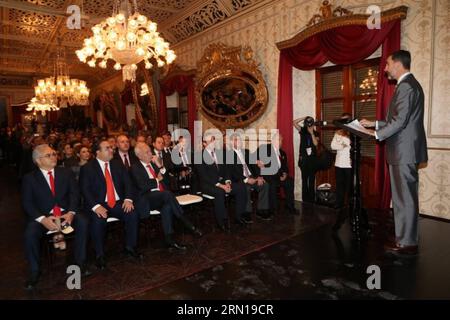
[361,50,428,255]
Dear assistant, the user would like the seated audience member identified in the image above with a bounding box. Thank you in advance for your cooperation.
[196,133,247,231]
[131,142,202,250]
[79,140,141,270]
[70,145,91,181]
[257,133,297,216]
[172,136,197,194]
[61,143,78,168]
[152,136,174,189]
[228,133,271,223]
[113,135,138,171]
[22,144,89,289]
[107,136,117,154]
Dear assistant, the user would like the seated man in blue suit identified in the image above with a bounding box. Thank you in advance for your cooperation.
[79,140,141,270]
[22,144,89,290]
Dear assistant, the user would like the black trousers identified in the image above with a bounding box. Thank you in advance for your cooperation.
[90,201,139,257]
[335,167,352,208]
[201,182,247,224]
[144,190,190,235]
[267,176,295,212]
[24,213,89,274]
[300,165,316,203]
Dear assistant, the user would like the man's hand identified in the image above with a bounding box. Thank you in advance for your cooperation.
[218,183,231,193]
[152,155,163,167]
[246,177,256,185]
[41,216,59,231]
[256,176,265,186]
[157,173,164,181]
[61,212,74,225]
[122,199,134,213]
[256,160,265,169]
[360,119,375,128]
[366,129,376,137]
[280,173,287,182]
[94,206,108,219]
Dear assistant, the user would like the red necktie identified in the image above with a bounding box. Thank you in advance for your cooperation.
[47,171,62,217]
[146,164,164,191]
[104,163,116,208]
[123,154,130,169]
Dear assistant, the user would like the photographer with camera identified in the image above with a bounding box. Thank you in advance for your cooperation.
[293,116,320,203]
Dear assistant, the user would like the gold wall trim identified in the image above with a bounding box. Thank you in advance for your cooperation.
[276,6,408,50]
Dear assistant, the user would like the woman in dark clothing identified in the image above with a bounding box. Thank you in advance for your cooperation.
[293,116,320,203]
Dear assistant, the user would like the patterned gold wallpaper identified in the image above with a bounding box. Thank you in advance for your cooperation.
[169,0,449,218]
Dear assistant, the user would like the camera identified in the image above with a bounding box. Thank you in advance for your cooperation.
[304,116,328,127]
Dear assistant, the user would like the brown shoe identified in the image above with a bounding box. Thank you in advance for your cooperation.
[384,242,418,255]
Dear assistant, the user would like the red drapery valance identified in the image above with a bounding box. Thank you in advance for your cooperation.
[159,74,196,135]
[277,19,401,209]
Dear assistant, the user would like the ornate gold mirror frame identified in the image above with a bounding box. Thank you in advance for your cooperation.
[196,43,268,129]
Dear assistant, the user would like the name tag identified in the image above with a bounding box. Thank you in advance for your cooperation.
[306,147,312,156]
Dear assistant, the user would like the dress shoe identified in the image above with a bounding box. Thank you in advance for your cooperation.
[24,271,40,290]
[166,241,187,251]
[256,211,272,221]
[191,227,203,238]
[243,213,253,224]
[78,263,92,277]
[384,242,418,255]
[124,248,144,260]
[95,256,107,270]
[234,218,248,226]
[217,223,231,233]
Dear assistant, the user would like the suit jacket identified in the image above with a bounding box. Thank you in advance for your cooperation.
[129,161,164,217]
[196,149,230,189]
[227,149,260,183]
[377,74,428,165]
[79,158,133,211]
[257,144,289,178]
[22,167,79,221]
[113,151,139,170]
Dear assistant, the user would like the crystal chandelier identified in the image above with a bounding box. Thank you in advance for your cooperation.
[27,97,60,116]
[359,68,378,92]
[34,45,90,108]
[76,0,176,82]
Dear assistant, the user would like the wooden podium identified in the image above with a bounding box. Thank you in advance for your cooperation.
[333,119,374,241]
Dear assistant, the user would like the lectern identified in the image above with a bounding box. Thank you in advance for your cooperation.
[333,119,374,241]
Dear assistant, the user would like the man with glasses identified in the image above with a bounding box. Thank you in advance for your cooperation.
[22,144,90,290]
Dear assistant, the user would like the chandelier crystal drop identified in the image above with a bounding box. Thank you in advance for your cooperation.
[26,97,60,116]
[76,0,176,82]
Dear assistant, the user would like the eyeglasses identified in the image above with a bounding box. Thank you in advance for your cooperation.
[40,152,57,159]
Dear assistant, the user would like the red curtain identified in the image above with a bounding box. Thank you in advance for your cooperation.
[159,75,196,135]
[375,21,400,209]
[277,19,401,208]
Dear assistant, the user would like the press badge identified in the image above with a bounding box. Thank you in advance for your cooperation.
[306,147,312,156]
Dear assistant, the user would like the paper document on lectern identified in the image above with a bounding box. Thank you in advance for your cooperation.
[344,119,374,136]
